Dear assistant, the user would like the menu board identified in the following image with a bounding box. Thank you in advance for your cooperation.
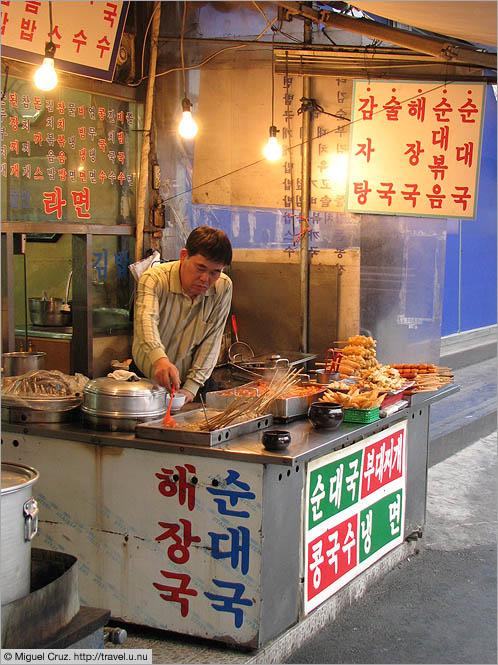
[346,80,486,219]
[1,75,142,224]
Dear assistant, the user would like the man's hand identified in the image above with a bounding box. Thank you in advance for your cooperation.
[153,358,180,392]
[178,388,195,404]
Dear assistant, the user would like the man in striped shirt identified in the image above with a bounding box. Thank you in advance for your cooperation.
[132,227,232,403]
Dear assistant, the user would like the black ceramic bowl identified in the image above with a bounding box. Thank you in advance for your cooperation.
[308,402,344,430]
[262,430,291,451]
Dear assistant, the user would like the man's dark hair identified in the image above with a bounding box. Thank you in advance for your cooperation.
[185,226,232,266]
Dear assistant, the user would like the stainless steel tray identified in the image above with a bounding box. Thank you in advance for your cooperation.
[206,381,326,421]
[135,408,273,446]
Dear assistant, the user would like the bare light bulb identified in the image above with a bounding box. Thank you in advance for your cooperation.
[34,57,58,91]
[263,125,282,161]
[178,97,198,139]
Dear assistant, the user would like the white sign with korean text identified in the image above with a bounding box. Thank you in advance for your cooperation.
[304,421,407,614]
[1,1,128,81]
[346,80,486,219]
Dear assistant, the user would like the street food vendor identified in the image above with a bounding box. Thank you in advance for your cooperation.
[131,226,232,403]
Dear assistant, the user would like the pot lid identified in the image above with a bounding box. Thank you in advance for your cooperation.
[1,462,39,494]
[84,376,166,397]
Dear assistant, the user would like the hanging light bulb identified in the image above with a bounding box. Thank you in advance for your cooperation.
[178,97,198,139]
[264,125,282,161]
[34,2,57,92]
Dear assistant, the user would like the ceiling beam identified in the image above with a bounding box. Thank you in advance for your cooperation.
[276,1,497,70]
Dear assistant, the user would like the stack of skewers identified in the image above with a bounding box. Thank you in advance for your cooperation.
[389,363,454,393]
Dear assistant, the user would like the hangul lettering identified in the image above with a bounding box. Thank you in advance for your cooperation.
[33,96,42,111]
[24,1,41,13]
[114,248,129,278]
[1,145,6,158]
[310,540,324,589]
[337,143,348,153]
[33,131,43,146]
[47,166,56,180]
[10,188,19,208]
[88,169,97,184]
[68,169,76,181]
[49,24,62,49]
[404,140,424,166]
[457,97,479,123]
[206,469,255,518]
[375,441,386,484]
[319,194,331,208]
[22,163,31,178]
[79,169,87,183]
[107,130,115,144]
[1,10,9,36]
[34,166,44,179]
[382,94,402,121]
[283,92,294,105]
[283,108,294,122]
[117,171,126,185]
[46,115,54,128]
[0,126,6,140]
[20,17,37,41]
[89,148,96,162]
[153,571,197,617]
[78,105,86,118]
[393,434,403,472]
[76,149,85,163]
[43,186,66,218]
[21,95,30,109]
[377,182,396,206]
[56,101,65,115]
[58,168,67,181]
[428,154,448,181]
[96,107,105,121]
[99,170,107,184]
[329,464,344,510]
[357,94,378,120]
[432,97,453,122]
[389,494,401,535]
[426,184,446,209]
[117,130,124,144]
[337,90,347,104]
[72,29,87,53]
[78,127,86,141]
[345,458,360,501]
[88,106,96,120]
[155,464,196,511]
[58,151,67,164]
[363,450,375,491]
[451,186,472,211]
[68,136,76,149]
[352,180,372,205]
[108,150,116,163]
[360,509,372,554]
[432,126,449,151]
[104,2,118,27]
[1,163,7,177]
[400,183,421,208]
[57,134,66,148]
[117,110,124,123]
[8,92,18,108]
[108,170,116,184]
[317,143,328,156]
[9,140,19,154]
[88,127,97,141]
[92,248,108,279]
[47,149,56,164]
[282,127,292,141]
[456,142,473,167]
[310,473,326,521]
[117,152,126,167]
[9,117,19,131]
[96,35,111,58]
[68,103,76,117]
[108,108,116,123]
[0,106,5,122]
[155,518,200,564]
[46,133,56,147]
[10,162,19,177]
[341,521,356,564]
[204,580,253,629]
[21,118,31,132]
[355,137,375,163]
[283,75,294,87]
[57,118,65,131]
[209,526,250,574]
[125,111,134,126]
[21,190,31,208]
[326,531,340,573]
[45,99,54,113]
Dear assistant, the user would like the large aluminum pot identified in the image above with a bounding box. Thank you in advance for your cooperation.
[1,463,40,605]
[82,376,167,431]
[29,297,72,327]
[2,351,46,377]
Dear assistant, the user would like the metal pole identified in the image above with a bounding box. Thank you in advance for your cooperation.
[299,17,313,353]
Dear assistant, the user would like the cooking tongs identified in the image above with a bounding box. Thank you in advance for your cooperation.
[324,347,342,374]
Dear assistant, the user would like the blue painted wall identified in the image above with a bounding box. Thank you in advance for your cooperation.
[441,86,497,335]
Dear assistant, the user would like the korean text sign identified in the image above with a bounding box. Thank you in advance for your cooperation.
[346,81,485,219]
[305,421,407,613]
[1,1,128,81]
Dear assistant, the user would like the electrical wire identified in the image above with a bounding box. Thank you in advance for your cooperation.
[181,1,187,96]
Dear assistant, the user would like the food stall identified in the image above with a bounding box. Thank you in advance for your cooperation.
[1,0,493,651]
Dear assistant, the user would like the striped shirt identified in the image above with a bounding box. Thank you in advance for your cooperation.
[132,260,232,396]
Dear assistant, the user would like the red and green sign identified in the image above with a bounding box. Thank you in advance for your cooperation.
[304,421,407,613]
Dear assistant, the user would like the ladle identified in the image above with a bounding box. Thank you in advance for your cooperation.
[162,385,178,427]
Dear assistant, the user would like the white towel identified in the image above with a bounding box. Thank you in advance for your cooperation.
[107,370,140,381]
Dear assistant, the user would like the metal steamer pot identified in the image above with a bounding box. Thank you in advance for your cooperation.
[1,463,40,605]
[82,376,168,431]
